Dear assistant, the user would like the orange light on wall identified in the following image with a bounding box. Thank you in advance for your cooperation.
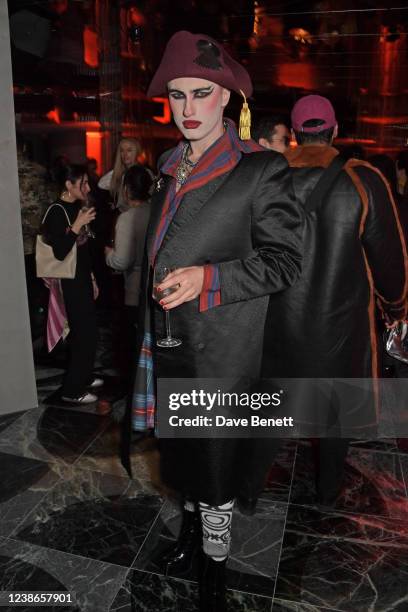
[276,63,318,90]
[359,116,408,125]
[83,26,99,68]
[137,151,147,165]
[129,7,145,26]
[46,108,61,124]
[336,138,376,145]
[86,131,104,174]
[152,97,171,124]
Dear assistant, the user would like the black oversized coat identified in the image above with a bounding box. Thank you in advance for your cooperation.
[262,145,407,432]
[133,150,304,504]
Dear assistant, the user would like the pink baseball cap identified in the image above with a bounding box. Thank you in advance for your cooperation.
[291,95,337,133]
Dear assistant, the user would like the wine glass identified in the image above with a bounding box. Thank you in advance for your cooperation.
[81,204,96,239]
[153,266,182,348]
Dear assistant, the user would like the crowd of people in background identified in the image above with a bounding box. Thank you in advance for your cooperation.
[18,125,408,394]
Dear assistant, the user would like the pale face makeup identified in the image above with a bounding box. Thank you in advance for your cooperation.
[120,142,138,167]
[167,77,230,156]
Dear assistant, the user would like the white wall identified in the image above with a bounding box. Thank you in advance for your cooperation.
[0,0,37,414]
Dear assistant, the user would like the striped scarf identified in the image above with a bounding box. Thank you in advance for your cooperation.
[44,278,69,352]
[151,118,262,262]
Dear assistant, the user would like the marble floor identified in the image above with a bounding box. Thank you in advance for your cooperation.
[0,337,408,610]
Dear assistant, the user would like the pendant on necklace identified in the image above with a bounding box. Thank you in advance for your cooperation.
[176,143,198,186]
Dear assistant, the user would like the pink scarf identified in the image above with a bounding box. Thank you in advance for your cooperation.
[43,279,68,352]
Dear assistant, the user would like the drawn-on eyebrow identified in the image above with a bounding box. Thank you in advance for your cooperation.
[168,86,214,94]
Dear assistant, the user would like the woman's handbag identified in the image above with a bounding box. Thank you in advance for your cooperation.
[36,204,77,279]
[384,321,408,364]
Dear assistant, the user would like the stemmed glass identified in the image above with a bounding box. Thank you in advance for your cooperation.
[153,266,182,348]
[81,204,96,239]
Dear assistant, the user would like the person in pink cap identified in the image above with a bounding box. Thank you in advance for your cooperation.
[262,94,407,507]
[122,31,304,611]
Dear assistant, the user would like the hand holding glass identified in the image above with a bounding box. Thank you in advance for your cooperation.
[81,205,96,238]
[153,267,182,347]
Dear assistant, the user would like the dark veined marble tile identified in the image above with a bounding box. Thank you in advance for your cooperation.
[0,553,79,611]
[0,406,111,465]
[290,443,408,519]
[349,439,399,454]
[0,453,61,538]
[284,504,408,544]
[13,466,163,568]
[260,441,297,504]
[74,421,162,493]
[228,499,287,596]
[133,498,286,597]
[272,599,333,611]
[0,537,127,612]
[0,411,26,436]
[400,454,408,498]
[274,507,408,611]
[109,569,273,612]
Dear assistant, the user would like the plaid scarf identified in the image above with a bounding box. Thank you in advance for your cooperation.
[132,120,262,432]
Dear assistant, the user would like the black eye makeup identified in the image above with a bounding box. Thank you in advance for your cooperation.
[168,87,214,99]
[193,87,214,98]
[169,91,185,99]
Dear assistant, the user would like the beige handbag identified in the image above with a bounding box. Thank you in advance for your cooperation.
[36,203,77,279]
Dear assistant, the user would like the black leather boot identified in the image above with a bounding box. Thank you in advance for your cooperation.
[162,510,201,577]
[199,553,227,612]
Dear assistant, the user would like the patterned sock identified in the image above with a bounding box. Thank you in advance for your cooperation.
[199,499,234,561]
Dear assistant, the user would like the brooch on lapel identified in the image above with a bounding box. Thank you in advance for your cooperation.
[155,178,164,192]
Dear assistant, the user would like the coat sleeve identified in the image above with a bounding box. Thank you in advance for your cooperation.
[218,155,304,305]
[352,164,408,321]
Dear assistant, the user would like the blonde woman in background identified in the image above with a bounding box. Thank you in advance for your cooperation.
[98,138,142,212]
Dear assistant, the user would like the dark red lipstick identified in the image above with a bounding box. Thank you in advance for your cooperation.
[183,120,202,129]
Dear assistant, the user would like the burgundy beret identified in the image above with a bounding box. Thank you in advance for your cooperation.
[147,30,253,98]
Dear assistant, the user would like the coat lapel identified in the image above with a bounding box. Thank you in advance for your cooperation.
[158,171,230,254]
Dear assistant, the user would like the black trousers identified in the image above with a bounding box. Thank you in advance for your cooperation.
[317,438,350,501]
[61,277,97,398]
[316,392,350,502]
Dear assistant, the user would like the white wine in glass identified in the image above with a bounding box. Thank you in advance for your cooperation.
[153,266,182,348]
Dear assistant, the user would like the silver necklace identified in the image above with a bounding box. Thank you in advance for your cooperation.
[176,144,197,186]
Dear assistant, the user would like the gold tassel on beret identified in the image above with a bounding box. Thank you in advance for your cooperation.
[239,90,251,140]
